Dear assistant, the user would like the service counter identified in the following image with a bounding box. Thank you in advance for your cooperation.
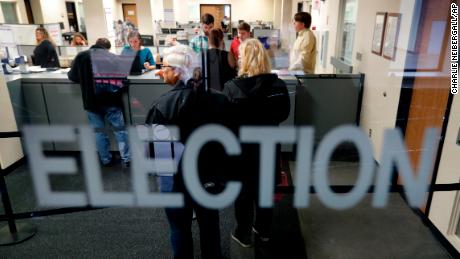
[5,70,298,152]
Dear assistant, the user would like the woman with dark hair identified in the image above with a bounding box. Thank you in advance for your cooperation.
[33,27,60,68]
[206,28,236,91]
[121,30,155,71]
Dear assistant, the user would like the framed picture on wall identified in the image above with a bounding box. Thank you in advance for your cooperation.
[382,13,402,60]
[371,12,387,55]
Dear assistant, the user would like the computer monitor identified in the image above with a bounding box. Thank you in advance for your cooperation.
[170,28,184,34]
[130,53,142,75]
[141,35,154,46]
[177,40,189,45]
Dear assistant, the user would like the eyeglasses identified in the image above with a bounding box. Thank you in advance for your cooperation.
[161,65,174,69]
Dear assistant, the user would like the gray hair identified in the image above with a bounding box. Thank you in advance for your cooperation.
[163,45,199,83]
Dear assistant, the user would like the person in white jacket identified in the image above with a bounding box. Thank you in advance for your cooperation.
[289,12,317,74]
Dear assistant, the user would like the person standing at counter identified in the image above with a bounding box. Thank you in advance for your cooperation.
[71,32,88,46]
[288,12,317,74]
[33,27,60,68]
[67,38,131,168]
[229,22,251,64]
[189,13,214,53]
[223,39,290,248]
[207,28,236,91]
[121,31,156,71]
[146,44,231,259]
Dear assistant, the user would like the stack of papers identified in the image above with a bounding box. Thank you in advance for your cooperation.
[28,66,46,73]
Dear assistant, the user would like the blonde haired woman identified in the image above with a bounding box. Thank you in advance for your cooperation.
[223,38,290,247]
[71,32,87,46]
[33,27,60,68]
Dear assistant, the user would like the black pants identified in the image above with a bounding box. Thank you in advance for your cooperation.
[234,177,273,237]
[164,176,222,259]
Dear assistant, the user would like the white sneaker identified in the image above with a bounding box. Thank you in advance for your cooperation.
[231,233,252,248]
[252,227,270,242]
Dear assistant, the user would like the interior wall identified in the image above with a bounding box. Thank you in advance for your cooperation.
[38,0,70,31]
[135,0,153,34]
[273,0,282,29]
[0,0,29,24]
[83,0,117,45]
[151,0,164,22]
[315,0,419,161]
[115,0,134,23]
[315,0,340,74]
[29,0,44,24]
[173,0,275,24]
[0,2,4,22]
[353,0,417,161]
[0,74,24,169]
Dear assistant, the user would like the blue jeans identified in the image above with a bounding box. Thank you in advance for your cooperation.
[86,106,130,164]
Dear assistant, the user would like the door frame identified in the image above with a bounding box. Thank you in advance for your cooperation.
[122,3,138,27]
[199,4,231,29]
[65,1,79,32]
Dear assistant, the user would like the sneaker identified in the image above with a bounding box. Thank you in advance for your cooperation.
[102,157,117,167]
[122,161,131,168]
[252,227,270,242]
[231,232,252,248]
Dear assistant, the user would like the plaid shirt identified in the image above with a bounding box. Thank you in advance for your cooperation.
[189,35,209,53]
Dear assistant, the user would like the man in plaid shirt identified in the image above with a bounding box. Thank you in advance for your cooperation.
[189,13,214,53]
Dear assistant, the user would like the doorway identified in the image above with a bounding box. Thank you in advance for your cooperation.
[24,0,34,24]
[199,4,231,30]
[122,4,138,28]
[66,1,79,32]
[395,0,452,213]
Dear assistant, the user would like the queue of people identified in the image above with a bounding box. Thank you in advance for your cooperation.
[61,11,317,259]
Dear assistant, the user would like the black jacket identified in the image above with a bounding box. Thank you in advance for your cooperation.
[223,73,290,125]
[33,40,60,68]
[146,80,234,191]
[206,49,236,91]
[223,73,290,182]
[68,45,124,111]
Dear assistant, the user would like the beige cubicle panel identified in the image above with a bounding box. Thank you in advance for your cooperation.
[0,74,24,169]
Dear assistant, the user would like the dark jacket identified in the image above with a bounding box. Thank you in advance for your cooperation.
[206,49,236,91]
[223,73,290,125]
[146,80,234,192]
[223,73,290,182]
[68,45,124,111]
[33,40,60,68]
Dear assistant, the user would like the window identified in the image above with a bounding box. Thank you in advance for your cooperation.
[337,0,357,65]
[1,2,19,24]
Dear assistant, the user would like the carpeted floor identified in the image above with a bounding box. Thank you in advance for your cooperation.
[0,158,453,258]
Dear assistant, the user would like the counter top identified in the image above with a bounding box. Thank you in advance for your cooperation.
[4,69,299,84]
[4,69,164,84]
